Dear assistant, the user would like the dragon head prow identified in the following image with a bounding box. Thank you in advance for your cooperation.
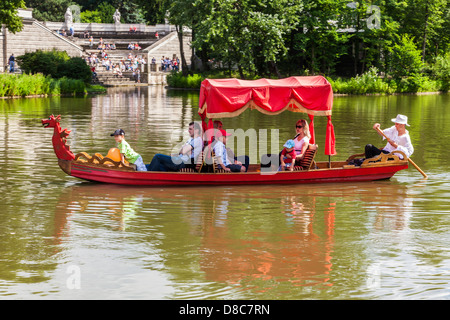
[42,114,75,161]
[42,114,61,128]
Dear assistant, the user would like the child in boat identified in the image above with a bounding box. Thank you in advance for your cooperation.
[213,129,246,172]
[111,129,147,171]
[279,139,296,171]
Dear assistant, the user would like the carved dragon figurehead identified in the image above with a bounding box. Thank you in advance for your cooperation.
[42,114,75,161]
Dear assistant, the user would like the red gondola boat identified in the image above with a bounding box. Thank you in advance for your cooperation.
[42,76,408,186]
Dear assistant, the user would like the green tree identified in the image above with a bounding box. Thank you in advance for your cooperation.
[120,0,146,24]
[184,0,302,79]
[293,0,349,75]
[17,49,70,77]
[135,0,167,25]
[97,2,115,23]
[432,52,450,88]
[78,0,147,24]
[25,0,74,22]
[402,0,447,62]
[80,10,102,23]
[166,0,199,76]
[389,34,424,78]
[57,57,92,83]
[0,0,26,33]
[17,49,91,83]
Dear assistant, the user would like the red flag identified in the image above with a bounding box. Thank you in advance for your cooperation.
[325,115,336,156]
[308,114,315,145]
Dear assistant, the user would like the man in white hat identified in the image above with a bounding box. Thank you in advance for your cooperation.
[365,114,414,160]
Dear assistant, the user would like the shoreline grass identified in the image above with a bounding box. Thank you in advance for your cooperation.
[0,73,106,98]
[167,68,449,95]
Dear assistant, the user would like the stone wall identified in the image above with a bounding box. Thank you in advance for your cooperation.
[1,16,83,72]
[145,31,192,66]
[144,31,193,85]
[42,21,172,34]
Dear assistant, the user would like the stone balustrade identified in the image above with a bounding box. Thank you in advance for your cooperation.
[42,21,173,34]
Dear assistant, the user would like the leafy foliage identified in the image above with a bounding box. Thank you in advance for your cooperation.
[17,49,70,78]
[17,49,92,83]
[58,57,93,83]
[25,0,75,22]
[80,9,102,23]
[14,0,450,85]
[0,73,87,97]
[0,0,26,33]
[389,35,424,78]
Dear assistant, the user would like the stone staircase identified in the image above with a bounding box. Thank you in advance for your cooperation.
[1,17,83,71]
[73,36,158,52]
[86,49,147,86]
[75,35,162,86]
[144,32,192,63]
[92,70,145,87]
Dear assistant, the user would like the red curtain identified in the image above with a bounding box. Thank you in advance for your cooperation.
[325,116,336,156]
[206,119,214,145]
[200,112,207,132]
[308,114,315,145]
[199,76,333,119]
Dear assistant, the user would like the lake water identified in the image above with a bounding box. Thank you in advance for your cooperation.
[0,87,449,299]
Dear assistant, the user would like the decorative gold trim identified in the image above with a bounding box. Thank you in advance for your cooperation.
[200,98,332,119]
[361,150,408,168]
[74,152,136,170]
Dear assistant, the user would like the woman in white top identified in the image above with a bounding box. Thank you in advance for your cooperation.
[365,114,414,160]
[293,119,311,163]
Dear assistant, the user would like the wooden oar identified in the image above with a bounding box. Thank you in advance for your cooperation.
[375,127,428,179]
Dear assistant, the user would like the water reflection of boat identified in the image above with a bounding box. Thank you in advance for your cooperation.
[42,77,408,186]
[52,182,413,291]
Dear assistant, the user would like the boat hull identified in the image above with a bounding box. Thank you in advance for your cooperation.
[65,161,409,186]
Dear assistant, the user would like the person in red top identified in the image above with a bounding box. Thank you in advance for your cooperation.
[91,66,97,79]
[279,139,296,171]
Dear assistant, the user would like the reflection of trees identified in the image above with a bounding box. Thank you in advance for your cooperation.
[0,109,67,285]
[53,184,144,237]
[1,87,448,298]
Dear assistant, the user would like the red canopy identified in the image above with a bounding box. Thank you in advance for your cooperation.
[198,76,333,118]
[198,76,336,155]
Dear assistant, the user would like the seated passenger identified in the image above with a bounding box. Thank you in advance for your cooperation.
[146,122,203,171]
[210,120,249,171]
[279,139,296,171]
[111,129,147,171]
[212,130,246,172]
[293,119,311,164]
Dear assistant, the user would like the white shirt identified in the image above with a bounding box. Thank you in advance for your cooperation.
[382,126,414,159]
[294,136,310,156]
[179,136,203,163]
[212,140,230,166]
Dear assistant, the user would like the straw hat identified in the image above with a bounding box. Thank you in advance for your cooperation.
[391,114,410,126]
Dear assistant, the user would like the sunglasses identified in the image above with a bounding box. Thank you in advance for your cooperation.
[296,125,303,129]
